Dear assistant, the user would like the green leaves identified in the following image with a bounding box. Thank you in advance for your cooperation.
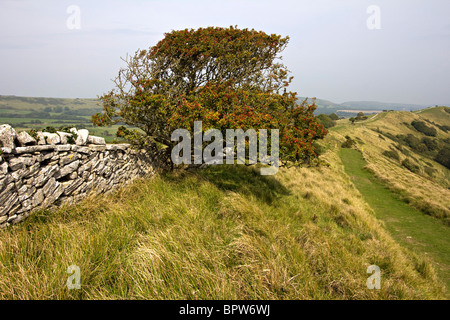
[92,26,327,166]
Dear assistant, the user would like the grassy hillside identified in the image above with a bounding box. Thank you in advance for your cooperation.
[0,160,446,299]
[325,107,450,294]
[1,100,448,299]
[331,108,450,224]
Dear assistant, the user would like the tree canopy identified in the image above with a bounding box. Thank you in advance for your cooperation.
[92,26,327,167]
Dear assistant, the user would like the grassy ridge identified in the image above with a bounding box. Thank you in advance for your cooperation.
[331,109,450,223]
[340,148,450,294]
[0,160,445,299]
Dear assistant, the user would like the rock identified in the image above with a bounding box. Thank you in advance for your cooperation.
[8,158,25,171]
[43,177,59,197]
[9,156,34,171]
[32,188,44,207]
[16,131,37,146]
[87,135,106,145]
[63,178,84,196]
[71,145,89,153]
[24,163,40,179]
[76,129,89,145]
[42,183,64,208]
[0,124,17,149]
[42,132,61,145]
[57,132,73,144]
[56,145,71,152]
[88,144,106,152]
[35,165,59,187]
[60,153,78,166]
[1,147,13,154]
[16,145,56,154]
[0,162,8,174]
[69,171,78,180]
[54,160,80,179]
[36,132,46,145]
[0,192,19,216]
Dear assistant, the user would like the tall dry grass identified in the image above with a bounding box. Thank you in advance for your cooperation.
[0,159,446,299]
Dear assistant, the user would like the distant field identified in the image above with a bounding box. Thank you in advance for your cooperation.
[0,95,124,143]
[337,110,383,114]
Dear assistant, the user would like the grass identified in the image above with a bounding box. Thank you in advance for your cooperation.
[339,148,450,294]
[331,111,450,222]
[0,161,446,299]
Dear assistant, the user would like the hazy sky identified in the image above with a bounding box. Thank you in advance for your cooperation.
[0,0,449,105]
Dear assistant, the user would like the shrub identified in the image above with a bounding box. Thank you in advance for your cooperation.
[421,137,438,151]
[401,158,420,173]
[434,146,450,169]
[92,26,327,166]
[382,149,400,162]
[341,136,355,148]
[424,166,436,177]
[316,114,336,129]
[328,113,339,121]
[411,120,437,137]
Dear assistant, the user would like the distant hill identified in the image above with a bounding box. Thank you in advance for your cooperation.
[297,96,436,117]
[339,101,426,111]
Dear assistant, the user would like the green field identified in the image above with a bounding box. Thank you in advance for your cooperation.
[0,95,125,143]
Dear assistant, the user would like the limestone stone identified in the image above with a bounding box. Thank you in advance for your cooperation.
[87,135,106,145]
[88,144,106,152]
[35,165,59,187]
[36,132,46,145]
[0,124,156,227]
[75,129,89,145]
[63,178,84,196]
[43,132,61,145]
[9,157,34,171]
[0,192,19,216]
[57,132,73,144]
[24,163,40,179]
[16,145,55,154]
[32,188,44,207]
[42,183,64,208]
[0,124,17,149]
[0,162,8,174]
[43,177,59,197]
[54,160,80,179]
[1,147,13,154]
[60,153,79,166]
[16,131,37,146]
[56,144,71,152]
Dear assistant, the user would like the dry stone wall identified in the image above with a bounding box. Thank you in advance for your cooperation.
[0,124,161,228]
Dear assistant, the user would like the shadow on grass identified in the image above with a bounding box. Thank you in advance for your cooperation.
[163,164,290,205]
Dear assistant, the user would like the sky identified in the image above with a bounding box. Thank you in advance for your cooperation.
[0,0,449,105]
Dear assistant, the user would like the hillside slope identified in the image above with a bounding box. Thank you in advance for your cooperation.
[330,108,450,223]
[0,159,446,299]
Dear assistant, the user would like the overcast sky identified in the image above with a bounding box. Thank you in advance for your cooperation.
[0,0,449,105]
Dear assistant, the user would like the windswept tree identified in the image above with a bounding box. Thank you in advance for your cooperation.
[92,26,327,167]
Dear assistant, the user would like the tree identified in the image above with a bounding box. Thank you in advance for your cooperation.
[316,114,336,129]
[349,117,356,125]
[435,146,450,169]
[328,113,339,121]
[92,26,327,166]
